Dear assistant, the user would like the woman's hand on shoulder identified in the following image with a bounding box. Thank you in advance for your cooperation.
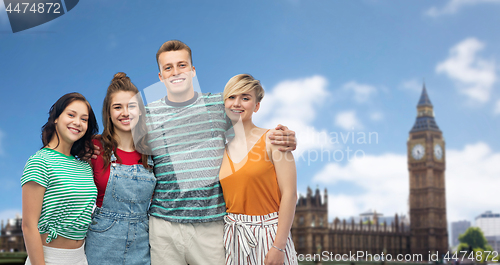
[83,135,102,161]
[269,124,297,152]
[267,128,295,165]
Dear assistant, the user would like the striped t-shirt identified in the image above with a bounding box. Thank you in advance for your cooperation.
[21,148,97,243]
[145,92,231,223]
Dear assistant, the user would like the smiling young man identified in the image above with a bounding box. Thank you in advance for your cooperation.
[144,40,296,265]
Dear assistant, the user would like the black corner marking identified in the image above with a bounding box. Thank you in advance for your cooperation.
[4,0,79,33]
[64,0,78,12]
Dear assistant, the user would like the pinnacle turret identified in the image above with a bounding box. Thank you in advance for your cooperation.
[410,84,441,133]
[417,84,433,107]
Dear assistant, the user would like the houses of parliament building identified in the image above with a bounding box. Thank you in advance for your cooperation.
[291,86,449,259]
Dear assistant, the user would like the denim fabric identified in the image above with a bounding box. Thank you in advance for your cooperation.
[86,153,156,265]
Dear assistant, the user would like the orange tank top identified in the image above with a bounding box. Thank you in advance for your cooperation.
[219,130,281,216]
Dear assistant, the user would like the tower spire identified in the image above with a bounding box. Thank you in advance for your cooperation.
[410,83,441,133]
[417,83,433,107]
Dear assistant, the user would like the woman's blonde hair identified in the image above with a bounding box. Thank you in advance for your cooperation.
[223,74,265,103]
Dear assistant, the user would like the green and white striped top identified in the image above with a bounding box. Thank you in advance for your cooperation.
[21,148,97,243]
[146,92,231,223]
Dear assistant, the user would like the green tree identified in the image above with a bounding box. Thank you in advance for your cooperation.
[456,227,497,262]
[456,243,469,252]
[458,227,488,249]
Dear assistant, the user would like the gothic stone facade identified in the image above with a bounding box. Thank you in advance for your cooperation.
[0,216,25,252]
[292,188,411,257]
[291,85,449,258]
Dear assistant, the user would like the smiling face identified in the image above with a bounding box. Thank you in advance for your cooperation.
[224,89,260,123]
[54,100,89,147]
[158,49,196,98]
[110,91,140,134]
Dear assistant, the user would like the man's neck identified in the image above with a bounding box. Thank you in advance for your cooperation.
[166,89,195,103]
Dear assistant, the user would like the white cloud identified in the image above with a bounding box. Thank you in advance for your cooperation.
[369,111,384,122]
[400,79,423,93]
[328,194,360,219]
[334,111,364,130]
[312,142,500,223]
[446,142,500,221]
[495,100,500,115]
[314,153,408,220]
[425,0,500,17]
[436,38,497,102]
[254,76,333,157]
[342,81,377,103]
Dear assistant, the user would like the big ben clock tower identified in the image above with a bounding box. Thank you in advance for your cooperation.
[408,85,449,257]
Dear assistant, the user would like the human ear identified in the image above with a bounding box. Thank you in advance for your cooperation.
[254,102,260,113]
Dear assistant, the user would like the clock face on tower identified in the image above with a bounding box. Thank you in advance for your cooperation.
[412,144,425,160]
[434,144,443,160]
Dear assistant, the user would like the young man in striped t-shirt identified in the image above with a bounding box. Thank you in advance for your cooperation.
[144,40,297,265]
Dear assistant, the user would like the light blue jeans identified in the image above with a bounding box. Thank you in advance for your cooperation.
[85,155,156,265]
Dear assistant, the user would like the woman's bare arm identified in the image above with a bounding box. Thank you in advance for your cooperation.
[265,130,297,265]
[22,181,46,265]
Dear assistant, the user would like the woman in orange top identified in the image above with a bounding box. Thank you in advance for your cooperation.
[220,74,298,265]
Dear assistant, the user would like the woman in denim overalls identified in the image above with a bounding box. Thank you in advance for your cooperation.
[85,72,156,265]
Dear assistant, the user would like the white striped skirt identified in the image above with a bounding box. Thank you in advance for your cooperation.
[223,212,298,265]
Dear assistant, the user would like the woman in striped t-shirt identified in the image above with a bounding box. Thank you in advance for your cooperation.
[21,93,99,265]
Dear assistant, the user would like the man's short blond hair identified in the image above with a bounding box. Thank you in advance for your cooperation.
[223,74,265,103]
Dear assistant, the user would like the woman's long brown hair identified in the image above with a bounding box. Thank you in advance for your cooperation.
[41,92,98,159]
[101,72,150,169]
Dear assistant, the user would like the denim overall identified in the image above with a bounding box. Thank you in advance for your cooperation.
[85,153,156,265]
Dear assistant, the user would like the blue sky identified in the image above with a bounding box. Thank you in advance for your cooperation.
[1,0,499,236]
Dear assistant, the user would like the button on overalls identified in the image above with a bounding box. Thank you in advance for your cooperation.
[85,152,156,265]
